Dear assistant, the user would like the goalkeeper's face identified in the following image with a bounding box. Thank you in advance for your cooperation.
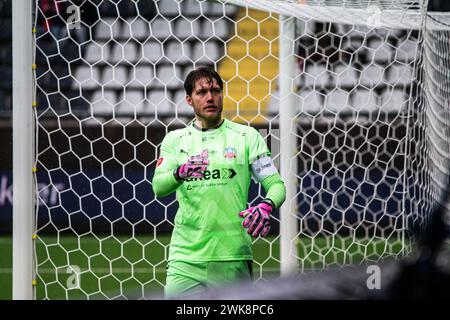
[186,78,223,123]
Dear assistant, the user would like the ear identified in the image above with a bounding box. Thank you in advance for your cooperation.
[186,95,193,107]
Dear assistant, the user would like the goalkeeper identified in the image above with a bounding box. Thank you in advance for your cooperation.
[152,67,286,299]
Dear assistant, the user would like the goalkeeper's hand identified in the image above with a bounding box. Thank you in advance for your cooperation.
[175,149,209,181]
[239,200,274,237]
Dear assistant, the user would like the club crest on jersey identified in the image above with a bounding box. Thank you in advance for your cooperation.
[223,147,237,159]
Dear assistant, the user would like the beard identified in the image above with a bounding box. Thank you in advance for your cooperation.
[196,106,222,123]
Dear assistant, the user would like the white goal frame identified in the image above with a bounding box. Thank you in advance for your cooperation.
[12,0,34,300]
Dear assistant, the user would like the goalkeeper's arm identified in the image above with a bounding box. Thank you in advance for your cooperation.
[152,132,182,197]
[152,146,209,197]
[152,160,208,197]
[261,173,286,209]
[152,169,182,197]
[239,173,286,237]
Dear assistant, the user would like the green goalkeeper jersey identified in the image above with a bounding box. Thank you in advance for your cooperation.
[152,119,282,261]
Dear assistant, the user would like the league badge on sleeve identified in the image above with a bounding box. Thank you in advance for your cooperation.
[156,157,164,167]
[223,147,237,159]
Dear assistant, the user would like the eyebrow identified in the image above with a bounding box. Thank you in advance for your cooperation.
[196,86,220,90]
[195,86,220,91]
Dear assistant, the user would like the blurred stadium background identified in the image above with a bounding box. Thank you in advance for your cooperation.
[1,0,449,299]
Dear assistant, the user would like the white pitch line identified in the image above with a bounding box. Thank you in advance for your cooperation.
[0,267,280,274]
[0,268,165,274]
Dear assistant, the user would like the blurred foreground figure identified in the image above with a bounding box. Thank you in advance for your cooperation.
[147,181,450,300]
[176,202,450,300]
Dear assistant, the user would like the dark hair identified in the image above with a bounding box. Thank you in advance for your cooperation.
[184,66,223,96]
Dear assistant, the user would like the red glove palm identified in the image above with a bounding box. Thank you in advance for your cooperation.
[239,201,273,237]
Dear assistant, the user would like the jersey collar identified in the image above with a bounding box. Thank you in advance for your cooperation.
[192,119,226,132]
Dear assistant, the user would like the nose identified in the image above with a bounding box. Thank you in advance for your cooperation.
[205,90,214,101]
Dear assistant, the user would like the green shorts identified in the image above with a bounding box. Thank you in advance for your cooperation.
[165,260,253,299]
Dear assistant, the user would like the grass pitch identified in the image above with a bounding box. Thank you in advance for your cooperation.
[0,234,407,299]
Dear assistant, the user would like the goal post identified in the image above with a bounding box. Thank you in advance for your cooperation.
[278,14,298,275]
[12,0,34,300]
[9,0,450,299]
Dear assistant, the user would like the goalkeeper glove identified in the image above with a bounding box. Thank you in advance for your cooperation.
[174,149,209,181]
[239,199,274,237]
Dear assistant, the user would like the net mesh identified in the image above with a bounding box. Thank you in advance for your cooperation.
[411,12,450,234]
[32,0,449,299]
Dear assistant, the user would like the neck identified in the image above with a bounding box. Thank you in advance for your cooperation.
[194,116,223,130]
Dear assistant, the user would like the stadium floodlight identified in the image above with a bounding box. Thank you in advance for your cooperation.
[10,0,450,299]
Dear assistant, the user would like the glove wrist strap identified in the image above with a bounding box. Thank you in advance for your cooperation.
[261,198,275,210]
[173,167,184,182]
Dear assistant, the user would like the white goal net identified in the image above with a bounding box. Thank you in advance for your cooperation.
[30,0,450,299]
